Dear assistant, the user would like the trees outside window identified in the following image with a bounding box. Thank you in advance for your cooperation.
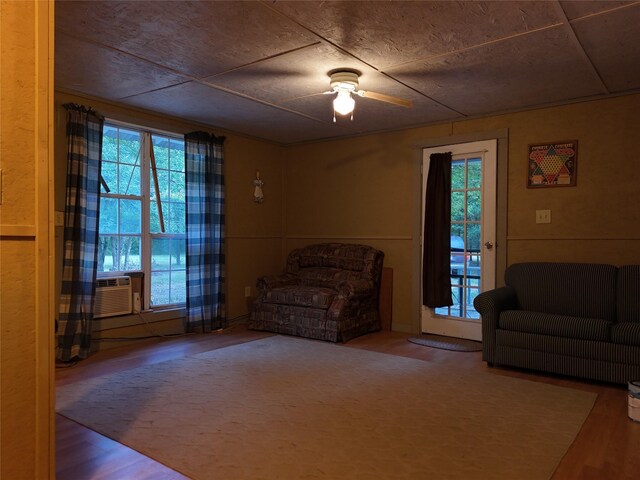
[99,124,185,308]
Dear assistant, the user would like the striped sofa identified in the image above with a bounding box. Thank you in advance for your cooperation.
[474,262,640,384]
[248,243,384,342]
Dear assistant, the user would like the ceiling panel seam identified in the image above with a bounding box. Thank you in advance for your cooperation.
[381,23,563,72]
[204,42,323,78]
[569,1,640,23]
[553,1,609,94]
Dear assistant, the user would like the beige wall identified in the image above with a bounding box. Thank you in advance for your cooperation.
[0,1,54,478]
[54,92,285,321]
[284,94,640,333]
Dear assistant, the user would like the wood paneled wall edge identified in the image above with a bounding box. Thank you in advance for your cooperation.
[0,225,36,237]
[286,235,413,241]
[508,236,640,241]
[227,235,282,239]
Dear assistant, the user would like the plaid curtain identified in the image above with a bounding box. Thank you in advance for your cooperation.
[185,132,226,332]
[57,104,104,361]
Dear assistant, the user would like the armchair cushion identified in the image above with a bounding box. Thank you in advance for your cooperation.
[264,286,336,310]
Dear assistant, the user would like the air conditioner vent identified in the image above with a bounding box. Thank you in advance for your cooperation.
[94,276,132,318]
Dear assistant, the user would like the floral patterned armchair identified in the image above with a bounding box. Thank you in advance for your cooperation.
[248,243,384,342]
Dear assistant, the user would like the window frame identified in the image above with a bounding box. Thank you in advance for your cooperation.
[98,119,186,311]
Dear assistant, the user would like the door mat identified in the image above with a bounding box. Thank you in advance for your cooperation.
[408,334,482,352]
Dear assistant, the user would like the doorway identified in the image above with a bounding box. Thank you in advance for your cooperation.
[421,139,497,341]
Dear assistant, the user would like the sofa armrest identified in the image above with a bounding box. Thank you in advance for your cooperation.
[256,274,297,291]
[473,286,518,364]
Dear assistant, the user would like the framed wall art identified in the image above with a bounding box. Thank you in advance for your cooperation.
[527,140,578,188]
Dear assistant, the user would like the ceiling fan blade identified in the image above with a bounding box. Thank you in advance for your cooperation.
[360,90,412,108]
[281,90,334,103]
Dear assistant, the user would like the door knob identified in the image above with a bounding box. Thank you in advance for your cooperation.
[484,241,494,250]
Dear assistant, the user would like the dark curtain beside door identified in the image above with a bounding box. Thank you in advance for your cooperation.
[423,152,453,308]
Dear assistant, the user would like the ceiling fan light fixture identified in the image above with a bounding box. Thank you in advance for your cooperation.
[333,90,355,116]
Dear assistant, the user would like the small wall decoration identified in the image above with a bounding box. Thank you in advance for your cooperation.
[527,140,577,188]
[253,170,264,203]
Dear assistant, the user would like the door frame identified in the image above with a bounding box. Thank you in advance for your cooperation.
[410,130,509,335]
[421,140,496,340]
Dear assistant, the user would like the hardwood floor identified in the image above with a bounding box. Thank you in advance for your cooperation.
[56,325,639,479]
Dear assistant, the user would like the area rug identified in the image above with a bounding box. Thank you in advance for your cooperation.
[56,336,596,480]
[408,334,483,351]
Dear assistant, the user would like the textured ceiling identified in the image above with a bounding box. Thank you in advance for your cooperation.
[55,1,640,145]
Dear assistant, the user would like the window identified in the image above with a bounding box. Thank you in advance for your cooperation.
[99,123,185,309]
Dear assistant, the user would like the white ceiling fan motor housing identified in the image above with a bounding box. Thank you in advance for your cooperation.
[330,71,359,92]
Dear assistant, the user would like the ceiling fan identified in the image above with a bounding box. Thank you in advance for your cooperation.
[316,69,413,122]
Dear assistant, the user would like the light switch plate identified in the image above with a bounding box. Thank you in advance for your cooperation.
[536,209,551,224]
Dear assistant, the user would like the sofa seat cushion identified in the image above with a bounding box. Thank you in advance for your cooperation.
[263,285,336,309]
[499,310,612,342]
[611,322,640,347]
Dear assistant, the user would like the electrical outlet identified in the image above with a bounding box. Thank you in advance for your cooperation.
[244,286,251,297]
[535,209,551,224]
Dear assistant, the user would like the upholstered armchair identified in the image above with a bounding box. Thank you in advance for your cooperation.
[248,243,384,342]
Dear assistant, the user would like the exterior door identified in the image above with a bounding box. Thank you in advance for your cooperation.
[421,140,497,341]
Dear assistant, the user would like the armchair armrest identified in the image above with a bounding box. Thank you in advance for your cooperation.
[473,286,518,364]
[336,279,375,297]
[256,274,297,291]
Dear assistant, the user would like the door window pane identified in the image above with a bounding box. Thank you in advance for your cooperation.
[467,158,482,188]
[451,160,465,190]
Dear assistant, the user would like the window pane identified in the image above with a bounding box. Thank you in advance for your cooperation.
[467,190,481,221]
[171,238,186,267]
[451,191,465,222]
[152,238,170,269]
[119,129,141,165]
[151,272,171,306]
[167,202,185,233]
[451,223,464,239]
[98,235,117,272]
[156,169,169,201]
[102,126,118,161]
[170,270,186,304]
[169,170,185,202]
[119,164,140,196]
[451,160,465,190]
[99,198,118,234]
[170,139,185,172]
[119,199,141,234]
[150,201,161,233]
[466,223,481,253]
[152,139,169,170]
[101,161,117,194]
[119,236,141,271]
[466,288,481,319]
[468,158,482,189]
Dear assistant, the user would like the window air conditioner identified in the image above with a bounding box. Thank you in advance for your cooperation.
[94,276,132,318]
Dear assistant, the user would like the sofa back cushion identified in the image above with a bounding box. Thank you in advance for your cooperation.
[618,265,640,323]
[504,262,618,322]
[286,243,384,285]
